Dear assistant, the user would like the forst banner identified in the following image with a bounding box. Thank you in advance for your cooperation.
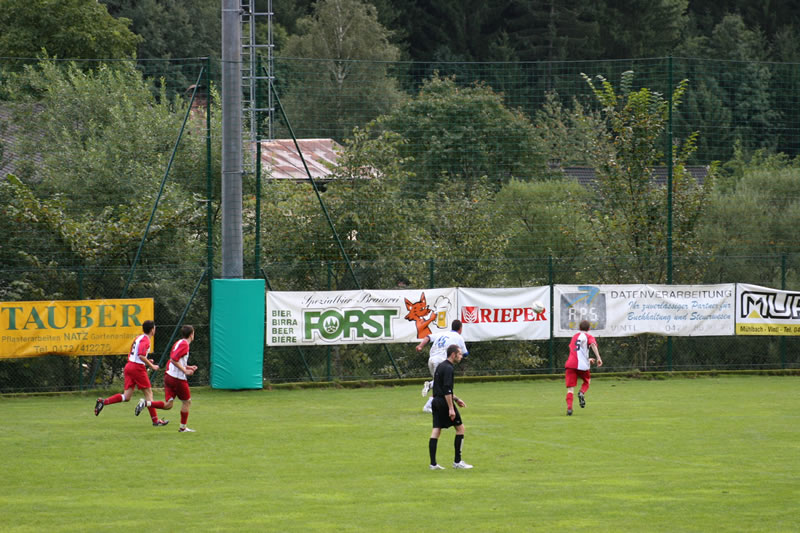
[267,288,458,346]
[0,298,154,358]
[552,284,735,337]
[266,287,552,346]
[457,287,550,341]
[736,283,800,335]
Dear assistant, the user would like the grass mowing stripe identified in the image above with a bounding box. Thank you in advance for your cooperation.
[0,375,797,532]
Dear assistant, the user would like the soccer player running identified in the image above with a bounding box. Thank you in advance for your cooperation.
[565,319,603,416]
[416,319,468,413]
[161,325,198,433]
[94,320,169,427]
[429,344,472,470]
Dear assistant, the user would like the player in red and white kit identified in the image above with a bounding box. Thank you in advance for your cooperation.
[94,320,169,426]
[565,319,603,416]
[161,325,198,433]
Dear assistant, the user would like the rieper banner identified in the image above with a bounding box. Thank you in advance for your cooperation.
[736,283,800,335]
[553,284,735,337]
[0,298,154,358]
[457,287,550,341]
[266,289,458,346]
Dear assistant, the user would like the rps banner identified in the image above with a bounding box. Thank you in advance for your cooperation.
[736,283,800,335]
[266,288,458,346]
[458,287,550,341]
[553,285,735,337]
[0,298,154,358]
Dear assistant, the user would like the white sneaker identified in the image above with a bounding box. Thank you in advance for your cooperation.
[429,464,445,470]
[421,380,432,397]
[179,427,196,433]
[453,461,473,469]
[134,398,146,416]
[422,397,433,413]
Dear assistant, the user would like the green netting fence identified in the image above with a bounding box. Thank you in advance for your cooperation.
[2,56,800,391]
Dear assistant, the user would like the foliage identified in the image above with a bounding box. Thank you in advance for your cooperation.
[699,149,800,286]
[100,0,220,61]
[493,178,591,282]
[375,73,548,196]
[0,60,210,304]
[0,0,140,59]
[278,0,405,141]
[574,71,716,284]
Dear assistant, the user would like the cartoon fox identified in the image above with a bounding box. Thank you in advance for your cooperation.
[404,292,437,339]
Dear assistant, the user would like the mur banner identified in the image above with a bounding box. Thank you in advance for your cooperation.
[458,287,550,341]
[736,283,800,335]
[0,298,154,358]
[553,285,735,337]
[267,288,457,346]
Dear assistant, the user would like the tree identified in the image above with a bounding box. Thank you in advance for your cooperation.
[374,73,549,196]
[278,0,405,142]
[100,0,220,60]
[0,60,210,304]
[574,71,716,283]
[0,0,140,59]
[493,178,592,284]
[699,149,800,286]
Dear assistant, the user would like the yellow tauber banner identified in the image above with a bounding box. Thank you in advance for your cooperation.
[0,298,154,359]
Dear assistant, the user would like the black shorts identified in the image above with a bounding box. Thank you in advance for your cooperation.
[431,396,462,428]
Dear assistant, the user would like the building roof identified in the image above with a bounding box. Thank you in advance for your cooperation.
[259,138,341,180]
[560,165,709,186]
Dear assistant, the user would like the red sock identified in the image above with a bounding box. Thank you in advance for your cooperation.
[566,392,574,409]
[180,411,189,425]
[580,383,589,395]
[105,394,123,405]
[150,401,165,409]
[148,406,158,422]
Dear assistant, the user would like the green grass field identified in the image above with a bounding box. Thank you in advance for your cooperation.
[1,375,798,532]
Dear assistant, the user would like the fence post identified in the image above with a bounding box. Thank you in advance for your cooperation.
[78,266,84,391]
[548,255,554,374]
[666,55,674,372]
[781,254,787,369]
[327,261,332,381]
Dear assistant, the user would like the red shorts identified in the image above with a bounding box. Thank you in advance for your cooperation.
[565,367,591,388]
[164,374,191,402]
[124,362,152,390]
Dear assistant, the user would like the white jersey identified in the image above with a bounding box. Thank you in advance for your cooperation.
[428,330,468,362]
[166,338,190,380]
[127,334,150,365]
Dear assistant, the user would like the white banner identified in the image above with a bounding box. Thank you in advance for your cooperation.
[458,287,550,341]
[736,283,800,335]
[553,284,735,337]
[266,288,458,346]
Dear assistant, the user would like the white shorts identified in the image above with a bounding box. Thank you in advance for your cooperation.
[428,355,447,378]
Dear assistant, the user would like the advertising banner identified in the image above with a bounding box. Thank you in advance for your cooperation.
[0,298,154,358]
[457,287,550,341]
[553,285,735,337]
[266,288,458,346]
[736,283,800,335]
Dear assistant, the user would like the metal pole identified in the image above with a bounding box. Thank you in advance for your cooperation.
[548,255,554,374]
[222,0,243,278]
[255,55,262,276]
[206,57,214,309]
[666,56,674,372]
[781,254,787,369]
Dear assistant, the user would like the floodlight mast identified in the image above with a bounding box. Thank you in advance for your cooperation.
[221,0,244,278]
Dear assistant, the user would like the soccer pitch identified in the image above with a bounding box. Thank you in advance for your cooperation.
[1,376,798,532]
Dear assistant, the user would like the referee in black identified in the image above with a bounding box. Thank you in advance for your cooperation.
[428,344,473,470]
